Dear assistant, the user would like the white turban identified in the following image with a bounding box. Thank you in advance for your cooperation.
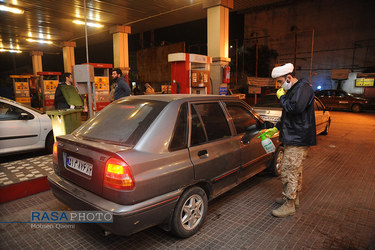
[271,63,294,78]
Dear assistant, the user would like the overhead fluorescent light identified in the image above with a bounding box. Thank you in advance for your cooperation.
[10,49,22,53]
[26,38,53,44]
[72,19,103,28]
[0,48,22,53]
[0,5,24,14]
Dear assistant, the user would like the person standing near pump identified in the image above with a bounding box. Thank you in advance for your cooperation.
[111,68,131,101]
[54,72,73,110]
[259,63,316,218]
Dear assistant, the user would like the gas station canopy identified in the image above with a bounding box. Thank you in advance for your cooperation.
[0,0,283,53]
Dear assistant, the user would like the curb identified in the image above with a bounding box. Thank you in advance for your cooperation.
[0,177,50,204]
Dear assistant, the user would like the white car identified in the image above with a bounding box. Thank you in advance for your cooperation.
[253,94,331,135]
[0,97,54,155]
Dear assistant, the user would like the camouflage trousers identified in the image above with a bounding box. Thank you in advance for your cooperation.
[281,145,309,200]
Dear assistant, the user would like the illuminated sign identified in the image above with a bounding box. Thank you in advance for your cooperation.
[94,76,109,90]
[355,78,374,87]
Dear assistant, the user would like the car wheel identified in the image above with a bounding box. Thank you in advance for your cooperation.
[321,119,330,135]
[171,186,208,238]
[269,146,284,177]
[351,104,361,113]
[45,131,54,154]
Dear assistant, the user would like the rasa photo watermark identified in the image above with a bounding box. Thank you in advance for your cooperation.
[31,211,113,223]
[30,223,76,230]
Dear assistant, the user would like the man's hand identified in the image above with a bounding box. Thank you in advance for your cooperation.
[276,88,285,99]
[258,127,279,138]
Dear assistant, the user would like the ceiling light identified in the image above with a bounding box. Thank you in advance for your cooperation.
[73,20,84,25]
[72,19,103,28]
[0,48,22,53]
[10,49,22,53]
[75,8,80,18]
[0,5,24,14]
[26,38,53,44]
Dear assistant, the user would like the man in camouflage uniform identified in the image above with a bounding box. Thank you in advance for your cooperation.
[280,146,308,208]
[260,63,316,217]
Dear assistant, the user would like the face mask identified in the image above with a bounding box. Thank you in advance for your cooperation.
[282,80,292,91]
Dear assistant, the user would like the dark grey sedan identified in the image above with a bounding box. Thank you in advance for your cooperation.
[48,94,283,238]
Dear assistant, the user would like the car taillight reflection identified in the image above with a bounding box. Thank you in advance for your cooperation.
[104,158,134,190]
[53,141,58,164]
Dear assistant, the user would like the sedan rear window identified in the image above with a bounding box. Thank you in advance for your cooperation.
[73,99,167,146]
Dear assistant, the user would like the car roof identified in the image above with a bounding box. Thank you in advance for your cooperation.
[118,94,240,103]
[254,93,321,108]
[0,96,18,104]
[0,96,44,114]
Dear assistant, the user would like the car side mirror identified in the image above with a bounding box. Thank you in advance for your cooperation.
[263,121,274,129]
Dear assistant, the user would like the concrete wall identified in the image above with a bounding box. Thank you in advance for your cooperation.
[243,0,375,95]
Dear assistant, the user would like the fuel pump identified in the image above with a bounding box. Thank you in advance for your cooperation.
[37,72,61,111]
[168,53,212,94]
[85,63,112,111]
[73,64,96,118]
[10,75,32,106]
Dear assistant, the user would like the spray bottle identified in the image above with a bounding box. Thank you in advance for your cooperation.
[259,133,276,153]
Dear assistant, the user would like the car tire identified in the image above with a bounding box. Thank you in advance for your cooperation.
[171,186,208,238]
[321,119,330,135]
[45,131,54,154]
[351,104,362,113]
[269,146,284,177]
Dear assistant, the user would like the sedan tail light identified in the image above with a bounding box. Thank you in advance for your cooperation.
[104,158,134,190]
[53,141,58,165]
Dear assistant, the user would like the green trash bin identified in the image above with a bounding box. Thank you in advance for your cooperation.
[47,109,83,140]
[47,84,84,140]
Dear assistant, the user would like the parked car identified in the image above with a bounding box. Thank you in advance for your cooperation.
[0,97,54,155]
[48,94,283,238]
[253,94,331,135]
[315,89,375,112]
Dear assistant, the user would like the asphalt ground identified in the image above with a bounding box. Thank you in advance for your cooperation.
[0,111,375,249]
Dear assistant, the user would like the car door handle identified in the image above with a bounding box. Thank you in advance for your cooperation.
[198,150,208,159]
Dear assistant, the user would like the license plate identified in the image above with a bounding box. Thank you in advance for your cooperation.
[66,155,93,176]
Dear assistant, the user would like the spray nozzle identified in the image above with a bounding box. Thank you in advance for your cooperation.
[258,132,267,141]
